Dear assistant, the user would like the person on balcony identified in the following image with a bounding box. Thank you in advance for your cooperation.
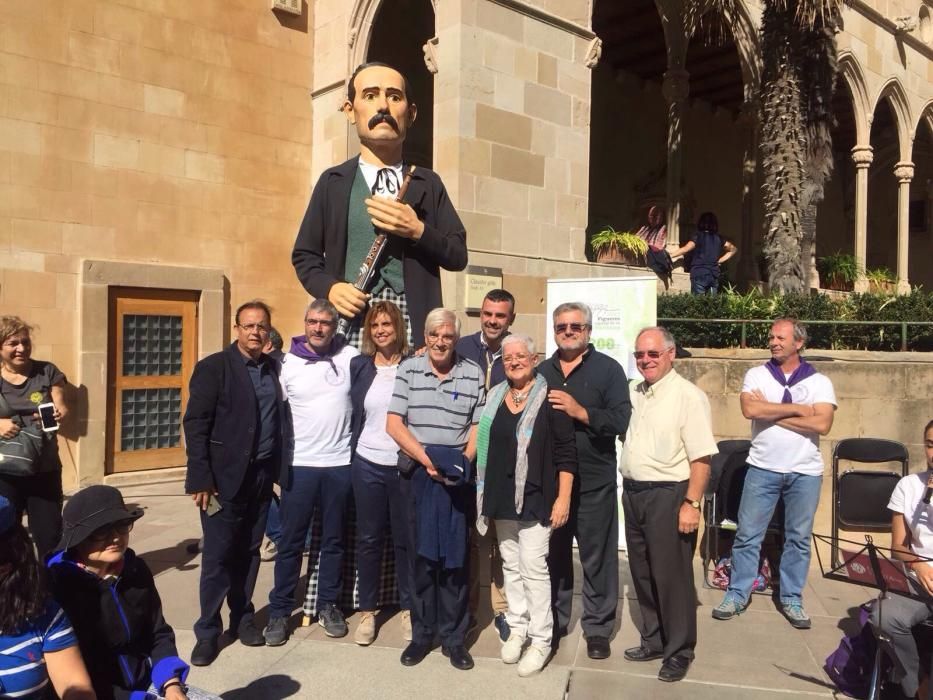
[669,211,737,294]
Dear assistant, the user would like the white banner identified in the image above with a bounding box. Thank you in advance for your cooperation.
[545,276,657,550]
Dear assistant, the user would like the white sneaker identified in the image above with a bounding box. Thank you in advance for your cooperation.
[399,609,412,642]
[517,644,549,677]
[354,611,376,646]
[500,634,525,664]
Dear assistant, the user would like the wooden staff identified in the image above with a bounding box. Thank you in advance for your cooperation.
[336,164,416,338]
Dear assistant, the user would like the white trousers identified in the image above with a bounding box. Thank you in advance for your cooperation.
[495,519,553,647]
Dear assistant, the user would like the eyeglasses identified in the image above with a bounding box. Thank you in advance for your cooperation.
[554,323,589,334]
[427,332,456,343]
[87,520,135,543]
[502,353,531,364]
[238,324,270,334]
[633,350,669,360]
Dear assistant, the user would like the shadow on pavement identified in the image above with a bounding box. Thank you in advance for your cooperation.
[139,538,201,577]
[221,674,301,699]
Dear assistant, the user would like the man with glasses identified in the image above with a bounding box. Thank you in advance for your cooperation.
[264,299,359,646]
[539,302,632,660]
[387,308,485,670]
[455,288,515,640]
[619,327,717,682]
[184,300,290,666]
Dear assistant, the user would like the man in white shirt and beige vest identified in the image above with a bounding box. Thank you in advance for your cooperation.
[619,327,718,683]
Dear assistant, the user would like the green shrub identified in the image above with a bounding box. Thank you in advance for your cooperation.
[657,289,933,351]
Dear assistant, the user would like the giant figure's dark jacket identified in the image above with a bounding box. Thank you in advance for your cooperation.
[47,549,187,700]
[182,343,290,500]
[292,157,468,344]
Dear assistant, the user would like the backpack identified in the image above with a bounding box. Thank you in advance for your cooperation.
[824,603,887,699]
[711,556,772,592]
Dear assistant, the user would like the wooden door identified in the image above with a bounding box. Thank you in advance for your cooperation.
[106,288,198,474]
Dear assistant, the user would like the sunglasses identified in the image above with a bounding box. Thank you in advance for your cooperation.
[633,350,669,360]
[554,323,589,334]
[87,519,135,543]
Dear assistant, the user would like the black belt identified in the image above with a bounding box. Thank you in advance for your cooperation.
[622,478,688,492]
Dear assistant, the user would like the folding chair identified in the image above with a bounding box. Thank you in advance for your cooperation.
[830,437,909,569]
[702,439,783,589]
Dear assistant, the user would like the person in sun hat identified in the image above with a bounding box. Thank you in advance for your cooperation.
[47,485,220,700]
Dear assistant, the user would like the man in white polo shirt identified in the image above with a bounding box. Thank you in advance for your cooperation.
[713,318,836,629]
[264,299,359,646]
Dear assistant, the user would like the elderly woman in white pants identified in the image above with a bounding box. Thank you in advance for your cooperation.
[475,334,577,676]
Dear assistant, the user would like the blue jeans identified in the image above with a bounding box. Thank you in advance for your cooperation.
[726,465,822,606]
[268,465,351,617]
[351,455,412,610]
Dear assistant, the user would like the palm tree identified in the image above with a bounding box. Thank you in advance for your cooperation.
[688,0,844,292]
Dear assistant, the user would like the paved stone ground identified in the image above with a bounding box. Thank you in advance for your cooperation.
[118,481,866,699]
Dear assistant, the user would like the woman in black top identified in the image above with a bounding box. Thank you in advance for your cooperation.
[0,316,71,557]
[474,333,576,677]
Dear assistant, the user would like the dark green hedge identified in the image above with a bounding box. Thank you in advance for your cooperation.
[657,289,933,351]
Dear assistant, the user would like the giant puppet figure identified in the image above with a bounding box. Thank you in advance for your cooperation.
[292,62,468,348]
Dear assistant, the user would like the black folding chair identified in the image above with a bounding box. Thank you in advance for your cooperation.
[830,437,909,570]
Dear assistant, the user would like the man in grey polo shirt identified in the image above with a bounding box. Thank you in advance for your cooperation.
[387,308,485,671]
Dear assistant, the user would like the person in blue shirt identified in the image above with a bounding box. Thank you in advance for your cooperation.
[669,212,738,294]
[0,494,95,700]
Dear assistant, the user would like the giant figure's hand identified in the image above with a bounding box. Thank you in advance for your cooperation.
[365,197,425,241]
[328,282,369,318]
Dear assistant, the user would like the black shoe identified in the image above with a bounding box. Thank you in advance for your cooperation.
[263,616,288,646]
[400,641,430,666]
[442,645,474,670]
[190,638,219,667]
[318,603,348,638]
[623,645,664,662]
[237,619,265,647]
[586,636,611,660]
[493,612,510,642]
[658,655,692,682]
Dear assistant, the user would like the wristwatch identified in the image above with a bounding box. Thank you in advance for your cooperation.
[684,498,701,510]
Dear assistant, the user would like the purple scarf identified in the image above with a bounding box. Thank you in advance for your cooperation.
[289,335,341,371]
[764,358,817,403]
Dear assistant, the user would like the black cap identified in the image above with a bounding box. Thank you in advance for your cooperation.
[57,485,144,551]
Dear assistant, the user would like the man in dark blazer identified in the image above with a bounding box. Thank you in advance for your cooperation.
[184,300,290,667]
[292,62,467,348]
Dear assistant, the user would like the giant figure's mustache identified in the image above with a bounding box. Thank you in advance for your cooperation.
[368,112,399,131]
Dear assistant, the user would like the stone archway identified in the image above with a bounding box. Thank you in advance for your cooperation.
[866,97,903,282]
[908,104,933,288]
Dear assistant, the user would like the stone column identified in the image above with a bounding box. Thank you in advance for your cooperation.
[662,69,689,246]
[894,161,914,294]
[851,145,873,293]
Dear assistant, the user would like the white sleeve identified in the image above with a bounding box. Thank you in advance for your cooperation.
[811,374,837,407]
[887,477,908,514]
[740,367,760,394]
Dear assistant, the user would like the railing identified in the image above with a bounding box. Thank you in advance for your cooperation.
[657,318,933,351]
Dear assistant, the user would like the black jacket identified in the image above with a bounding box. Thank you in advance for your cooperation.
[349,354,378,456]
[183,343,290,500]
[47,549,187,700]
[539,344,632,492]
[455,332,506,389]
[291,157,468,344]
[520,400,578,525]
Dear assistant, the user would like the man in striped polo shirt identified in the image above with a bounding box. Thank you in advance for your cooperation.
[387,308,485,671]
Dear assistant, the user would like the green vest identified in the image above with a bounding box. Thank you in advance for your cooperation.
[344,167,405,295]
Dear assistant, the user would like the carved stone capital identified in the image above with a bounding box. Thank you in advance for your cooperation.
[422,36,439,74]
[894,161,914,183]
[584,37,602,69]
[662,69,690,104]
[851,145,874,168]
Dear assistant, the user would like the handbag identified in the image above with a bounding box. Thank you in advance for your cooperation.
[0,387,44,477]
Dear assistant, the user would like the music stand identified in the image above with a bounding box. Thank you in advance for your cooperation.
[814,533,933,700]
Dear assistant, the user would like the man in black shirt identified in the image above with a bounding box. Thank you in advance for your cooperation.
[539,302,632,660]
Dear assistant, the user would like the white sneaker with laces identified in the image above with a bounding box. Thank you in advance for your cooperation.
[500,634,525,664]
[517,644,549,677]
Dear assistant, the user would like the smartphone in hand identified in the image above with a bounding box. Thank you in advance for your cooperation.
[205,494,223,517]
[37,403,59,433]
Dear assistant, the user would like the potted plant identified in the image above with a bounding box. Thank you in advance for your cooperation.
[817,251,861,291]
[590,226,649,265]
[865,267,896,294]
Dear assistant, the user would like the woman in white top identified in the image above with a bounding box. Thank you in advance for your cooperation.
[348,301,411,646]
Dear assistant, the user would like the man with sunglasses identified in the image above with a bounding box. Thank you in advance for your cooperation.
[619,327,717,682]
[184,300,290,666]
[539,302,632,660]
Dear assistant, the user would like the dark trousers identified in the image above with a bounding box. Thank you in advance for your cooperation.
[622,479,697,661]
[0,469,62,558]
[269,464,351,617]
[690,267,719,295]
[549,480,619,638]
[352,455,412,610]
[195,460,274,641]
[401,470,470,647]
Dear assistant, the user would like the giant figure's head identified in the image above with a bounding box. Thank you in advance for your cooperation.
[343,62,417,153]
